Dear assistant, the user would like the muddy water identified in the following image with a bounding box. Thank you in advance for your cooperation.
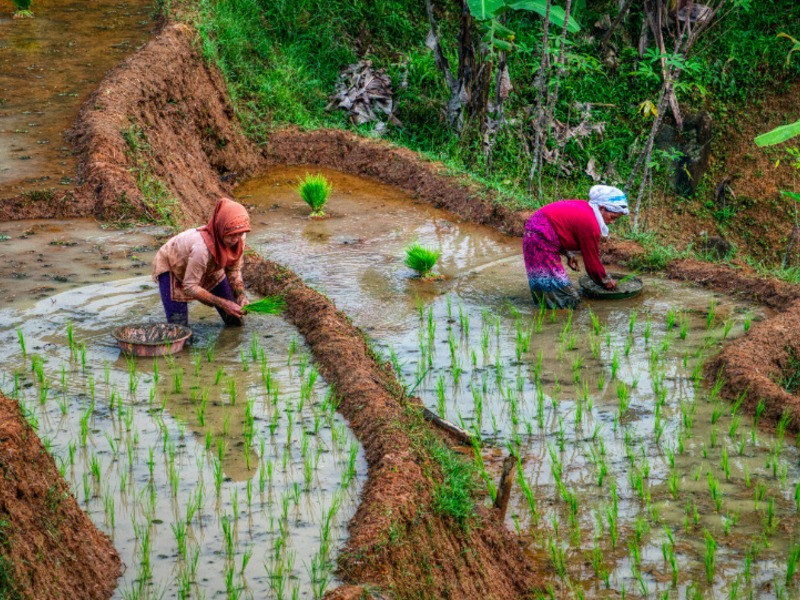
[239,167,800,599]
[0,0,152,197]
[0,221,365,598]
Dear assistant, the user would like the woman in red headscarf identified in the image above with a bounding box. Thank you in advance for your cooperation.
[152,198,251,326]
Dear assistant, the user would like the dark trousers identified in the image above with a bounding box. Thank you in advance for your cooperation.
[157,272,241,327]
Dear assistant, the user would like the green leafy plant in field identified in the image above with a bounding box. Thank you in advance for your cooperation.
[243,296,286,315]
[297,173,332,217]
[404,243,440,279]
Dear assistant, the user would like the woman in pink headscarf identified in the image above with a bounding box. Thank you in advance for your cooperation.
[152,198,250,326]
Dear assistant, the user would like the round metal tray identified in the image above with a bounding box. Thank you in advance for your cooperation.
[579,272,643,300]
[112,323,192,357]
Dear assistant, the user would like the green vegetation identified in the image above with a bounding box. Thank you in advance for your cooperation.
[778,346,800,394]
[121,125,179,227]
[11,0,33,18]
[242,295,286,315]
[297,173,333,217]
[429,438,480,529]
[404,243,440,278]
[195,4,798,189]
[0,519,21,600]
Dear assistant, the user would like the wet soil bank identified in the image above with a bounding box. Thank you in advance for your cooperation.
[0,0,153,198]
[1,22,259,223]
[242,254,544,599]
[707,301,800,432]
[0,393,120,599]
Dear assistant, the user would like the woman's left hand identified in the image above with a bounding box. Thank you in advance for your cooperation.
[567,255,580,271]
[236,293,249,307]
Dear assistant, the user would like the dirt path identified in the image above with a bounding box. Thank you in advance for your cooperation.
[0,393,120,599]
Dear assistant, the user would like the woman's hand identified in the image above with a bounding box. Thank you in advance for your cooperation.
[236,292,249,308]
[603,278,617,290]
[220,299,244,319]
[567,255,580,272]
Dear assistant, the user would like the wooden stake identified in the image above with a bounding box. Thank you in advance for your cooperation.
[494,454,517,521]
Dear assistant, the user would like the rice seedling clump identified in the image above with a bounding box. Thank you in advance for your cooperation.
[404,243,440,279]
[12,0,34,18]
[297,173,332,217]
[243,295,286,315]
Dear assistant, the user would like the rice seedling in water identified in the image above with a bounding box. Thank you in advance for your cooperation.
[404,243,440,279]
[708,471,723,512]
[722,318,734,338]
[297,173,332,216]
[707,300,717,329]
[704,529,717,584]
[679,311,689,339]
[787,541,800,585]
[16,327,26,357]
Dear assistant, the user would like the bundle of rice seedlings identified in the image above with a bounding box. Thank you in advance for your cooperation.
[242,296,286,315]
[404,243,440,279]
[297,173,332,217]
[12,0,34,18]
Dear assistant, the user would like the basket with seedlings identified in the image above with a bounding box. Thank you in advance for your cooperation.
[297,173,332,218]
[404,243,442,280]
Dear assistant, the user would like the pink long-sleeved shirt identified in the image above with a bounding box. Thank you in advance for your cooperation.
[537,200,607,284]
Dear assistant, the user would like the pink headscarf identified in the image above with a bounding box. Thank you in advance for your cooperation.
[197,198,251,269]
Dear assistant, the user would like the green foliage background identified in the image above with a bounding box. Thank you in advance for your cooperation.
[194,0,800,250]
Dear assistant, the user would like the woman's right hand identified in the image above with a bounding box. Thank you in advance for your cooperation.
[220,299,244,319]
[603,278,617,290]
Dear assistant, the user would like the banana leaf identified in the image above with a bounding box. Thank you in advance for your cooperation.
[755,120,800,147]
[507,0,581,33]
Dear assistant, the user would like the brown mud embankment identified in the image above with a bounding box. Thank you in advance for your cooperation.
[243,254,543,598]
[0,393,120,599]
[707,301,800,433]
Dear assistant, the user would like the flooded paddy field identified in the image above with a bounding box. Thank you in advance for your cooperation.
[0,0,152,197]
[0,220,365,599]
[1,165,799,598]
[237,166,800,599]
